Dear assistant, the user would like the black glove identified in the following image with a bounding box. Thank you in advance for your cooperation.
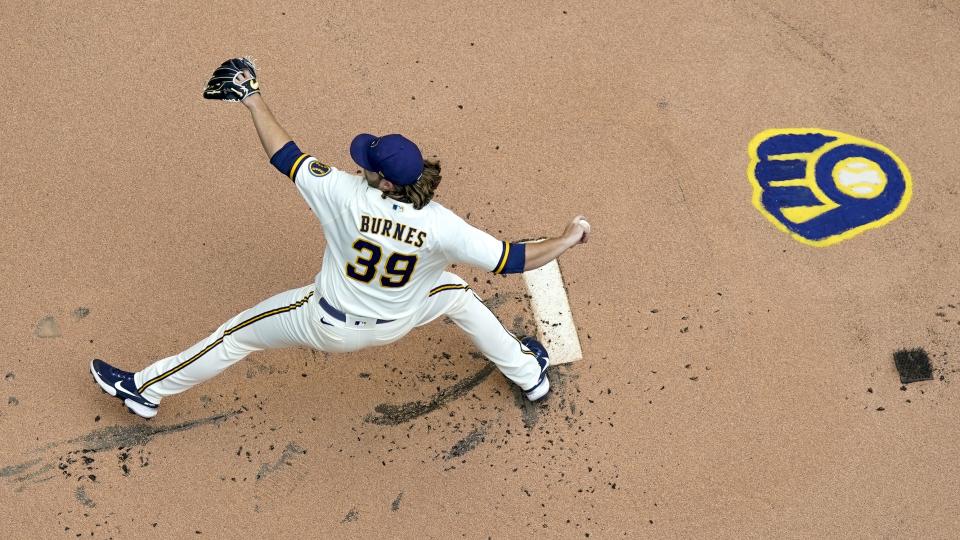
[202,57,260,102]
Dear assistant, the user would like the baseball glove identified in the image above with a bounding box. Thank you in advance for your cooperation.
[202,57,260,102]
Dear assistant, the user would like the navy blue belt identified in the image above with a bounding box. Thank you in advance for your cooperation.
[318,297,394,325]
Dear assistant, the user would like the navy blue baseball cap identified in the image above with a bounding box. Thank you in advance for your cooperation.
[350,133,424,186]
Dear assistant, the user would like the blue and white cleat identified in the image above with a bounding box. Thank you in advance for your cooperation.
[90,359,159,419]
[519,336,550,401]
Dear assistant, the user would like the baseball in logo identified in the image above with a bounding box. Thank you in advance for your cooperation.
[747,128,912,247]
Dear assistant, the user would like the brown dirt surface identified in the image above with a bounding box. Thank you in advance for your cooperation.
[3,1,960,538]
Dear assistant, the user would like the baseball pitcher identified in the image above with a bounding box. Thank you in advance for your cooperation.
[90,58,590,419]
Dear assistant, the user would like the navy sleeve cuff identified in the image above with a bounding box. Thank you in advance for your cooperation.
[495,242,526,274]
[270,141,309,180]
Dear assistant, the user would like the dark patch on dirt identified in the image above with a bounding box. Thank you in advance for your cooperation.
[4,372,14,381]
[364,363,496,425]
[245,358,277,379]
[513,387,542,429]
[65,412,236,451]
[15,462,54,481]
[341,509,360,523]
[255,442,307,481]
[510,363,581,429]
[1,412,237,493]
[894,348,933,383]
[75,486,95,508]
[72,307,90,320]
[512,315,526,335]
[482,292,510,310]
[510,314,536,337]
[445,426,487,459]
[391,492,403,511]
[0,458,42,478]
[5,460,56,493]
[8,396,18,406]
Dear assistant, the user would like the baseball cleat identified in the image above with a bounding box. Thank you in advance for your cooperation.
[90,359,159,419]
[519,336,551,401]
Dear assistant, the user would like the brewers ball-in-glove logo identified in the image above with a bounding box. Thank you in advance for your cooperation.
[747,128,912,247]
[309,160,331,177]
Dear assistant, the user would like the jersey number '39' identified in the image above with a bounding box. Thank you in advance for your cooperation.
[346,239,418,288]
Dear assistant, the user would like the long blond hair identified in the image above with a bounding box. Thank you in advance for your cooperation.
[383,159,442,210]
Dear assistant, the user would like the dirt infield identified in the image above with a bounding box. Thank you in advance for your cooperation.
[3,1,959,538]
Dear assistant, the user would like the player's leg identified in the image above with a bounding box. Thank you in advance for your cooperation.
[413,273,549,400]
[132,284,323,404]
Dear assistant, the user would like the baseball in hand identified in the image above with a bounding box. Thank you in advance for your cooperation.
[578,219,591,234]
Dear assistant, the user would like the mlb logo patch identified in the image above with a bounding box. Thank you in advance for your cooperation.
[392,204,404,212]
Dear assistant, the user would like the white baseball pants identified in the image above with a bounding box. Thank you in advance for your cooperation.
[134,272,542,403]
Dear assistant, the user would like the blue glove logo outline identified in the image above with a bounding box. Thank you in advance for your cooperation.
[747,128,912,247]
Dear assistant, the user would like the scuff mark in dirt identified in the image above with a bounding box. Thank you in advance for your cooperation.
[341,508,360,523]
[1,412,237,493]
[444,426,487,459]
[513,387,542,429]
[921,0,959,21]
[512,363,581,429]
[255,442,307,481]
[482,292,510,311]
[66,412,236,451]
[391,492,403,511]
[75,486,95,508]
[511,314,536,337]
[0,458,42,478]
[364,364,496,425]
[245,358,277,379]
[754,2,844,71]
[12,463,54,483]
[2,458,50,492]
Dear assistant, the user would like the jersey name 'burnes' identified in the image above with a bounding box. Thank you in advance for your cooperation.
[359,214,427,248]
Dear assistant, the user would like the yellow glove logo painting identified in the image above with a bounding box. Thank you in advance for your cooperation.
[747,128,912,247]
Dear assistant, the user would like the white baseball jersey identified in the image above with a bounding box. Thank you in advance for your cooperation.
[131,140,546,407]
[282,147,522,319]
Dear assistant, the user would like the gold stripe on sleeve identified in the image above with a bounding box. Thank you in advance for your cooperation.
[493,242,510,274]
[288,154,309,180]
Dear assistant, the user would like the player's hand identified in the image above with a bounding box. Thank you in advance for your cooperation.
[236,70,264,108]
[563,215,591,245]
